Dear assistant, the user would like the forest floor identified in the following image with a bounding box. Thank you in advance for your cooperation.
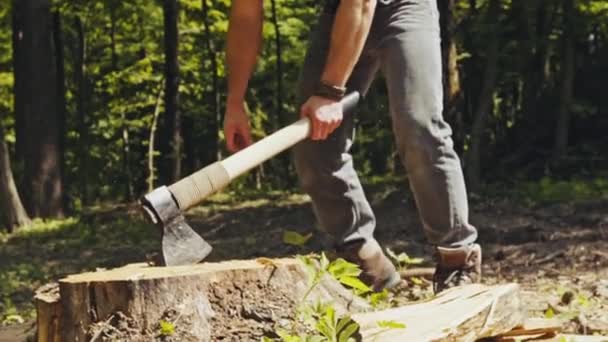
[0,177,607,341]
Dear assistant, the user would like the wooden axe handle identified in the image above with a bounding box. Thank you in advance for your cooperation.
[168,92,360,210]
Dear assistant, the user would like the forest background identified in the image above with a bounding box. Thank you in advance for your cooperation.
[1,0,607,227]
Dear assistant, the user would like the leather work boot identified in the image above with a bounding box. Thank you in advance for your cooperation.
[433,243,482,294]
[336,239,402,292]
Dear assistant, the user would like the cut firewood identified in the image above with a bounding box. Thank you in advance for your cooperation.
[353,283,523,341]
[35,258,369,342]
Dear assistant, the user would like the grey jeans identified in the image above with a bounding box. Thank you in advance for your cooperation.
[293,0,478,249]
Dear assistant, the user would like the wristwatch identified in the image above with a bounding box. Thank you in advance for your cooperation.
[314,80,347,101]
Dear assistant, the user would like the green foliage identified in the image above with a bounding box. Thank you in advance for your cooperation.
[158,320,175,336]
[298,253,372,296]
[544,307,555,319]
[386,248,424,271]
[275,331,324,342]
[282,230,313,246]
[278,304,359,342]
[286,254,410,341]
[279,255,363,342]
[327,258,372,295]
[313,306,358,342]
[541,287,600,322]
[365,319,407,341]
[2,314,24,325]
[376,320,405,329]
[517,176,608,205]
[0,1,13,140]
[367,289,391,309]
[4,217,78,239]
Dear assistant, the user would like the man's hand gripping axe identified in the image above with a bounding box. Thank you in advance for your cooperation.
[140,92,360,266]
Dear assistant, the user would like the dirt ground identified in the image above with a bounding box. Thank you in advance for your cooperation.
[1,180,607,341]
[190,181,608,338]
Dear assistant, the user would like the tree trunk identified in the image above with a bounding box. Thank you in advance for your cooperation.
[511,1,557,159]
[161,0,182,183]
[553,0,575,162]
[147,82,164,192]
[120,113,133,200]
[438,0,462,139]
[11,0,25,169]
[270,0,284,128]
[201,0,220,164]
[0,123,30,232]
[19,0,64,218]
[52,10,68,212]
[269,0,291,185]
[110,5,133,200]
[461,0,478,155]
[520,0,554,121]
[466,0,500,191]
[74,16,89,205]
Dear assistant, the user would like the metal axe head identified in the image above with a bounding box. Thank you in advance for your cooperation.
[140,186,212,266]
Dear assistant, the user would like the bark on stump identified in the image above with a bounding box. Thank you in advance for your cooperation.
[35,258,369,341]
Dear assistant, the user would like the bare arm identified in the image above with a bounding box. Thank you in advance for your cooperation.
[302,0,377,141]
[321,0,377,87]
[225,0,263,107]
[223,0,263,152]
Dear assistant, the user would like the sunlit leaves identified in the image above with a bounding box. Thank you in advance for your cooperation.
[158,320,175,336]
[282,230,313,246]
[386,248,424,270]
[376,320,406,329]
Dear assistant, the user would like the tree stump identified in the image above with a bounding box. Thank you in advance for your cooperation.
[35,258,369,342]
[34,283,61,342]
[35,258,524,341]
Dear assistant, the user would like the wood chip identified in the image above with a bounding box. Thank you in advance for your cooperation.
[531,251,565,265]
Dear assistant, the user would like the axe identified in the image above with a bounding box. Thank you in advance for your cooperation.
[140,92,360,266]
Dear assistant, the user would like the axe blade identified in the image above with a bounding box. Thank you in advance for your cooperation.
[162,216,212,266]
[141,186,212,266]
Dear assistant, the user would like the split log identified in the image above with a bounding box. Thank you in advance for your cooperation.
[353,283,523,341]
[35,258,369,342]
